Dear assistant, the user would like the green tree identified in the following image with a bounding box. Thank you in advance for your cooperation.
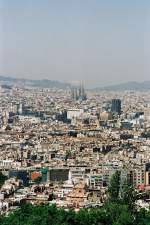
[107,171,121,203]
[120,181,137,211]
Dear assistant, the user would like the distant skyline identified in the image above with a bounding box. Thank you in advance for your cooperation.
[0,0,150,88]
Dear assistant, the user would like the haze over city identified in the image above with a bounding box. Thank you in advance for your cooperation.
[1,1,150,224]
[0,0,150,88]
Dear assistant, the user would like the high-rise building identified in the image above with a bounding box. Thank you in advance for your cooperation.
[111,99,121,115]
[144,108,150,122]
[17,103,23,115]
[145,163,150,186]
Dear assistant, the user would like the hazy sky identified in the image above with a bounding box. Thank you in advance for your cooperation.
[0,0,150,88]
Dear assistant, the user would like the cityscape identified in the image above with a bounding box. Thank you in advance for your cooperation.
[0,0,150,224]
[0,79,150,222]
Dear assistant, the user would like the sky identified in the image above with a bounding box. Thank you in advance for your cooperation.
[0,0,150,88]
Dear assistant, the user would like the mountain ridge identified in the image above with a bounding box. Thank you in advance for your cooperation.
[0,76,150,90]
[0,76,71,89]
[95,81,150,91]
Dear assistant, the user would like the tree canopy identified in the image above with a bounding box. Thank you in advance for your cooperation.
[0,171,150,225]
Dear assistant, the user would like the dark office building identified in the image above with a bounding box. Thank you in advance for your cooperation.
[111,99,121,114]
[48,168,69,182]
[9,170,29,186]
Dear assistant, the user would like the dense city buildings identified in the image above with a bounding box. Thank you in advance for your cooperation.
[0,83,150,215]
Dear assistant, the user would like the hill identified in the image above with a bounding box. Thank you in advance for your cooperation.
[0,76,70,89]
[95,81,150,91]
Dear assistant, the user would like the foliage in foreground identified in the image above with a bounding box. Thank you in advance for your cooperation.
[0,203,150,225]
[1,171,150,225]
